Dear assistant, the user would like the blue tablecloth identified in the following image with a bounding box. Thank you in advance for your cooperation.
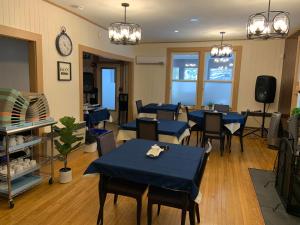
[141,103,178,114]
[84,108,110,128]
[84,139,205,199]
[121,119,188,139]
[189,110,245,127]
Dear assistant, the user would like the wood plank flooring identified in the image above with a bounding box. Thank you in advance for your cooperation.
[0,132,276,225]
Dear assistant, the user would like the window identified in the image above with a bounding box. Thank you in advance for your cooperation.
[171,53,199,105]
[166,47,241,110]
[101,68,116,110]
[202,53,235,106]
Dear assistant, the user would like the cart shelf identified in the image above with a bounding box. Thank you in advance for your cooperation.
[0,164,41,181]
[0,137,42,156]
[0,175,42,197]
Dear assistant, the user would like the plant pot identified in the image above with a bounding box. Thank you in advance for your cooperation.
[59,168,72,183]
[84,142,97,153]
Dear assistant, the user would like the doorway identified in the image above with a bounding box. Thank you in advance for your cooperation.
[79,45,134,122]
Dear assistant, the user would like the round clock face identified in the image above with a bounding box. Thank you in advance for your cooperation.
[56,33,72,56]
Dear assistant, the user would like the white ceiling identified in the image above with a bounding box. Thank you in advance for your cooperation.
[48,0,300,43]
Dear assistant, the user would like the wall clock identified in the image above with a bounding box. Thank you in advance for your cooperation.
[56,27,73,56]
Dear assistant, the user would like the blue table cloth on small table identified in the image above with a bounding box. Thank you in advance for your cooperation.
[84,108,110,128]
[121,119,188,139]
[84,139,205,199]
[141,103,178,114]
[189,110,245,127]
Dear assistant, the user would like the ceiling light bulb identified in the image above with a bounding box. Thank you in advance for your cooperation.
[174,30,179,33]
[250,15,267,34]
[273,13,289,33]
[211,47,219,56]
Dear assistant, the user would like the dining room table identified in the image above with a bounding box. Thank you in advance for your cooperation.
[138,103,179,118]
[84,108,113,129]
[84,139,205,225]
[117,119,190,144]
[188,110,245,134]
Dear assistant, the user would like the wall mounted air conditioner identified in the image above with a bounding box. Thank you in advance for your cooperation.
[135,56,165,65]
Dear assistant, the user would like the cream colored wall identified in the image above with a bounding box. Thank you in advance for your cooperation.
[0,0,134,121]
[133,40,285,127]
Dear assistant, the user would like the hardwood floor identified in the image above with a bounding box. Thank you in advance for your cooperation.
[0,132,276,225]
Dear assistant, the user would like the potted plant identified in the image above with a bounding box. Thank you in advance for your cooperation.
[207,102,214,110]
[292,107,300,117]
[54,116,83,183]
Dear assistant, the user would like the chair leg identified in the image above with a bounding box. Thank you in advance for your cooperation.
[196,131,199,146]
[187,130,191,146]
[239,135,244,152]
[220,138,224,156]
[136,197,142,225]
[195,204,200,223]
[201,136,206,148]
[97,191,107,225]
[189,202,195,225]
[229,135,232,152]
[113,194,118,205]
[199,132,203,146]
[147,201,152,225]
[181,209,187,225]
[157,204,161,216]
[97,176,107,225]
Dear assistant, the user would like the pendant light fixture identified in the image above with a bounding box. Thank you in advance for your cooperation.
[210,32,233,58]
[247,0,289,39]
[108,3,141,45]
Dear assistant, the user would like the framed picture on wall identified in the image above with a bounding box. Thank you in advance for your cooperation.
[57,61,72,81]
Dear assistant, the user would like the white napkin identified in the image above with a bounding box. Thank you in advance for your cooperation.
[224,123,241,134]
[146,144,164,157]
[194,191,202,204]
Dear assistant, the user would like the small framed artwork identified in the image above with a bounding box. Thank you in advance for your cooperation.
[57,61,72,81]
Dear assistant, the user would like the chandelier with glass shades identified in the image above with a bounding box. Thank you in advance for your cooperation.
[247,0,289,39]
[108,3,141,45]
[210,32,233,58]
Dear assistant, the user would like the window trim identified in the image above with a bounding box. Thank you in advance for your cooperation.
[165,46,242,111]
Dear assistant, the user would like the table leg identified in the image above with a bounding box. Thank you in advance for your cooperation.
[97,175,107,225]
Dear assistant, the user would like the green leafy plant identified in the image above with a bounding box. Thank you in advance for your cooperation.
[54,116,83,171]
[292,107,300,117]
[208,102,214,108]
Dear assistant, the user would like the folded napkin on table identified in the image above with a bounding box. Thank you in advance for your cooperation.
[146,144,164,157]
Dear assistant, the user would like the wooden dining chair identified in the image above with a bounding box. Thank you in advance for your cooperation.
[96,131,148,225]
[185,107,203,146]
[228,110,249,152]
[214,104,230,112]
[201,112,225,156]
[136,119,158,141]
[147,142,212,225]
[157,110,175,121]
[136,100,143,114]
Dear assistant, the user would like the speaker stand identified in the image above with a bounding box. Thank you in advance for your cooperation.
[244,103,269,138]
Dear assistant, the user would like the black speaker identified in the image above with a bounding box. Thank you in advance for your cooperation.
[255,75,276,103]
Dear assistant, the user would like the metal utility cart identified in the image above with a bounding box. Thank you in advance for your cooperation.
[0,121,56,208]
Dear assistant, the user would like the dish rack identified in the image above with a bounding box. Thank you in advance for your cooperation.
[0,120,56,208]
